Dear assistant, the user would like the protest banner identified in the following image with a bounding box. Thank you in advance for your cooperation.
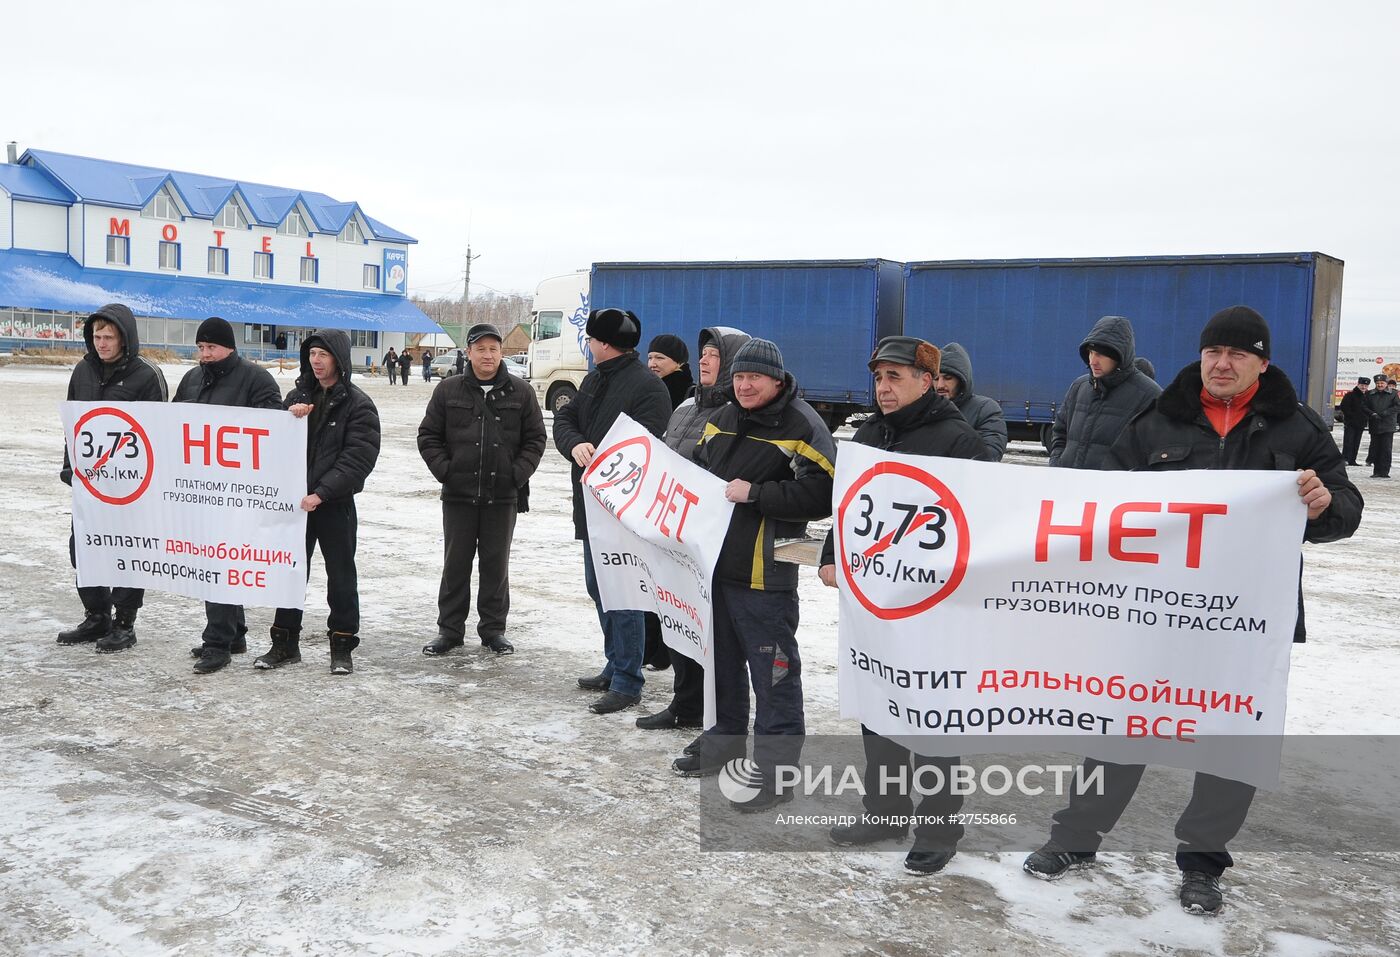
[61,401,308,608]
[834,443,1307,788]
[582,414,734,727]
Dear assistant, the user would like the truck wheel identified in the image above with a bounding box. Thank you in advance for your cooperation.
[1040,423,1054,450]
[548,384,577,414]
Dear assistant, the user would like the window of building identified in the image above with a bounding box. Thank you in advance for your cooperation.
[349,329,378,348]
[244,323,274,345]
[254,251,273,280]
[278,208,309,237]
[142,187,181,221]
[208,247,229,275]
[339,219,364,244]
[106,235,130,266]
[159,241,181,270]
[363,264,380,289]
[300,257,318,283]
[216,200,248,229]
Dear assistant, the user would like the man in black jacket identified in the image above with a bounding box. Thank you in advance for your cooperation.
[1024,305,1363,916]
[673,339,836,812]
[934,342,1007,462]
[419,323,546,657]
[817,337,985,871]
[397,350,412,386]
[1338,377,1369,466]
[175,317,283,674]
[553,308,672,714]
[57,303,169,653]
[1048,316,1161,469]
[1366,374,1398,478]
[255,328,381,676]
[383,347,399,385]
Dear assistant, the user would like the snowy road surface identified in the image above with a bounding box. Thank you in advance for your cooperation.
[2,361,1397,956]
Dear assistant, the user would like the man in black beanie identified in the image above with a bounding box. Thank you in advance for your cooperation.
[1339,376,1370,466]
[174,317,283,674]
[553,308,672,714]
[1366,374,1398,477]
[1025,304,1362,916]
[647,333,694,411]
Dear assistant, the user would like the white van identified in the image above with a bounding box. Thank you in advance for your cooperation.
[527,271,590,413]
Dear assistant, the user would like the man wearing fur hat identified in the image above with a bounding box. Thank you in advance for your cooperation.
[1024,305,1362,916]
[57,303,169,653]
[817,336,987,871]
[174,317,283,674]
[257,328,381,676]
[553,308,673,714]
[673,338,836,812]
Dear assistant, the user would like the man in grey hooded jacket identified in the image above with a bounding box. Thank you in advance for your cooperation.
[1048,316,1161,470]
[935,342,1007,462]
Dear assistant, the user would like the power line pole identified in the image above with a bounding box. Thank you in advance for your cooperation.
[461,245,482,346]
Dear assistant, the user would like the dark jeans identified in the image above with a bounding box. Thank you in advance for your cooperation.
[69,527,144,614]
[860,725,965,849]
[1371,430,1394,477]
[437,501,518,641]
[707,582,804,775]
[643,613,672,669]
[387,366,398,385]
[1342,421,1365,463]
[422,365,431,381]
[400,366,411,385]
[581,539,645,696]
[273,500,360,635]
[668,649,704,724]
[202,602,247,651]
[1049,758,1256,876]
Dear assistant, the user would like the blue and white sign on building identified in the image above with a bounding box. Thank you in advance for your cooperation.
[383,248,408,296]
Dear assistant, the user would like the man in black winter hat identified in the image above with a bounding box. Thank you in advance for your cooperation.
[1339,376,1371,466]
[57,303,169,653]
[256,328,381,676]
[1366,373,1398,478]
[554,308,672,714]
[175,317,283,674]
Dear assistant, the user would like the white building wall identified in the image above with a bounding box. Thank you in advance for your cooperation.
[0,190,11,250]
[68,203,83,262]
[12,200,67,252]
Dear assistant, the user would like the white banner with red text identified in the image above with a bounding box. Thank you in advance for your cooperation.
[833,442,1308,788]
[582,414,734,728]
[62,401,308,608]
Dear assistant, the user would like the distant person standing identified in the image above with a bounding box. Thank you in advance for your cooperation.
[397,349,413,386]
[174,317,283,674]
[419,323,546,657]
[454,349,466,376]
[1048,316,1161,469]
[1339,376,1370,466]
[1366,374,1398,478]
[934,342,1008,462]
[647,334,694,410]
[56,303,169,653]
[422,349,433,382]
[383,347,399,385]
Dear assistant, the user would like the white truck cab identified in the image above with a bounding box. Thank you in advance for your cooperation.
[527,271,590,413]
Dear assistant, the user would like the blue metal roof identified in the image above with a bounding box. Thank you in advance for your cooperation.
[0,249,441,334]
[18,149,416,243]
[0,163,75,204]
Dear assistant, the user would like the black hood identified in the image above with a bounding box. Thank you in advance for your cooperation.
[939,342,974,397]
[84,303,140,361]
[1078,315,1141,391]
[298,328,353,390]
[696,325,751,408]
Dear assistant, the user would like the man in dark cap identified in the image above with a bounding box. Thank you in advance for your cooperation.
[820,336,986,872]
[57,303,169,653]
[256,329,381,676]
[1048,315,1161,469]
[1339,376,1371,466]
[419,323,546,657]
[675,338,836,812]
[647,334,694,411]
[174,317,284,674]
[1024,305,1362,916]
[1366,373,1398,478]
[553,308,672,713]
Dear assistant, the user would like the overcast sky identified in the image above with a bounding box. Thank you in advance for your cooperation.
[11,1,1398,342]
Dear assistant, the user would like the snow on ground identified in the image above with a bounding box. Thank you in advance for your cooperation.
[2,361,1398,956]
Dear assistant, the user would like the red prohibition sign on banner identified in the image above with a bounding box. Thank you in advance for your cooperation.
[584,435,653,520]
[71,406,155,506]
[837,460,971,620]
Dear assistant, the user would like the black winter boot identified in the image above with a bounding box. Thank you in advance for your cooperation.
[329,631,358,675]
[192,647,232,674]
[254,626,302,670]
[95,607,138,653]
[58,610,110,645]
[190,633,247,658]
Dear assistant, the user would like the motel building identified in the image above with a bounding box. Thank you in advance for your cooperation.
[0,145,444,367]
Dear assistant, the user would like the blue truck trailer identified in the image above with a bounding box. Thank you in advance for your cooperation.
[589,260,904,428]
[902,252,1344,444]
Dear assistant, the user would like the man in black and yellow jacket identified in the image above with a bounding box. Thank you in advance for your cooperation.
[673,338,836,811]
